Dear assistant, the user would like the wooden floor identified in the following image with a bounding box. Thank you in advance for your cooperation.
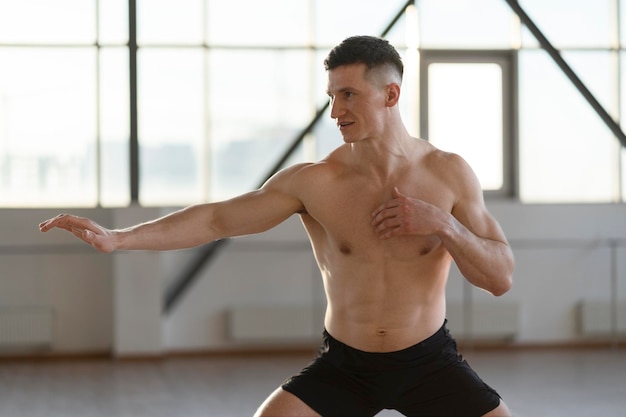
[0,347,624,417]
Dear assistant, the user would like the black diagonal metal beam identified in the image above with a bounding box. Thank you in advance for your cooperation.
[164,0,417,314]
[504,0,626,147]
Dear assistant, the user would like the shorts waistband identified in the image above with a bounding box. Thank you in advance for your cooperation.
[320,320,453,368]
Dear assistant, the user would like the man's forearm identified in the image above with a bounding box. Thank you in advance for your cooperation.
[438,218,514,296]
[114,204,217,251]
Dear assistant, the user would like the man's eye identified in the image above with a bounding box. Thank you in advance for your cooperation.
[345,92,354,98]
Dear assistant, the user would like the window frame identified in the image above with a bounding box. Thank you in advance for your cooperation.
[419,49,518,199]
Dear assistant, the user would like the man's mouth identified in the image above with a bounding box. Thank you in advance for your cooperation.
[338,121,354,130]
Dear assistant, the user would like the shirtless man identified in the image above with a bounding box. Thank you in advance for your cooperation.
[40,36,514,416]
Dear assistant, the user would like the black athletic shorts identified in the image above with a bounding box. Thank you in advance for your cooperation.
[282,321,502,416]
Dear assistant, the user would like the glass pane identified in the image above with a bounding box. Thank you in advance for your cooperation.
[561,51,616,123]
[519,50,617,203]
[0,48,97,207]
[314,107,339,160]
[208,50,311,200]
[207,0,309,46]
[99,0,128,44]
[100,48,130,207]
[0,0,96,44]
[417,0,516,48]
[314,0,408,45]
[427,63,503,190]
[138,49,205,206]
[399,48,420,138]
[312,50,339,159]
[519,0,613,48]
[385,11,411,47]
[138,0,204,44]
[622,0,626,47]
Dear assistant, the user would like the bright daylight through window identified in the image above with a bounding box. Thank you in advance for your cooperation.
[0,0,624,206]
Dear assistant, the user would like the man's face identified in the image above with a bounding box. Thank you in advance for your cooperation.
[326,63,388,143]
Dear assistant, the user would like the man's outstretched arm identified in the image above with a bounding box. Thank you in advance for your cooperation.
[39,165,307,253]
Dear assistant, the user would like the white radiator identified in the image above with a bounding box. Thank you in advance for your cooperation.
[578,301,626,335]
[0,307,54,349]
[228,302,519,342]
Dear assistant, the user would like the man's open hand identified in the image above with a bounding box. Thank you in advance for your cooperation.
[39,214,117,253]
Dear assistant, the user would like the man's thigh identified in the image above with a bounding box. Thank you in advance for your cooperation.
[254,387,321,417]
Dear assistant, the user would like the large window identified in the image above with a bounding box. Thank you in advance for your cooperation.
[0,0,129,207]
[518,50,619,202]
[420,52,514,195]
[515,0,622,203]
[0,0,413,207]
[1,0,625,206]
[417,0,625,203]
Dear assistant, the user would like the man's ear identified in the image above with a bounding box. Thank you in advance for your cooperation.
[385,83,401,107]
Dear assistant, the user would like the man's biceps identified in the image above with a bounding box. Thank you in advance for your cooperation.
[453,206,495,233]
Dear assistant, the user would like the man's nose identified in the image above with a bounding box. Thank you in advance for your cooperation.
[329,99,345,119]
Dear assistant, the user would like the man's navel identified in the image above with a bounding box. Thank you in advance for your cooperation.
[376,328,387,337]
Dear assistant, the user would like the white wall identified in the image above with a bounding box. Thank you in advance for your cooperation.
[1,209,113,353]
[1,202,625,355]
[471,202,626,344]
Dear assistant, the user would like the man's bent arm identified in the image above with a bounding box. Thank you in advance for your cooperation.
[371,159,514,296]
[435,155,514,296]
[372,190,514,296]
[437,210,514,296]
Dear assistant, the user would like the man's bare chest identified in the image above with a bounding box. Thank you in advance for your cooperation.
[303,184,450,260]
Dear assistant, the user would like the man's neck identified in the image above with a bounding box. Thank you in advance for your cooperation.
[347,132,416,183]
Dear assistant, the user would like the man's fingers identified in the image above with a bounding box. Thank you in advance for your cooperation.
[39,214,113,253]
[39,216,62,231]
[371,188,409,234]
[371,207,394,226]
[40,214,90,233]
[374,215,398,231]
[39,219,61,232]
[371,200,401,221]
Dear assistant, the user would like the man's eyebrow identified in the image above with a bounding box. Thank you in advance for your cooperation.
[326,87,352,96]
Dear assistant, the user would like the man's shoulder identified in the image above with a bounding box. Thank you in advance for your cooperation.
[420,143,473,175]
[288,151,346,179]
[417,144,483,207]
[268,159,341,192]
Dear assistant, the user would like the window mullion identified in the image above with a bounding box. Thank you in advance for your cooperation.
[128,0,139,203]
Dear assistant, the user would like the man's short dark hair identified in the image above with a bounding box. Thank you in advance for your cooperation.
[324,35,404,80]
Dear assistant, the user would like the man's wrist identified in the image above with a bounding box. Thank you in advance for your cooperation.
[435,213,457,242]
